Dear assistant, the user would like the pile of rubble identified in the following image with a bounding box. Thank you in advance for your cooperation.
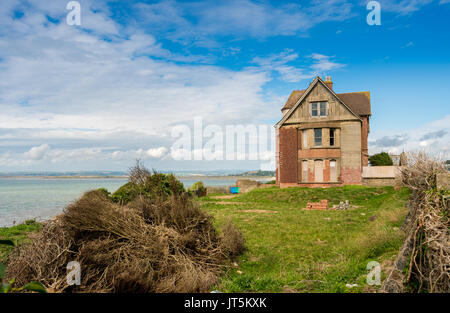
[305,199,350,211]
[332,200,350,210]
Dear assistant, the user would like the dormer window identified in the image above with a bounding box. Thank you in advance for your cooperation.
[311,101,327,117]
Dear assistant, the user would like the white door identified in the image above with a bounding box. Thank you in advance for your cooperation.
[330,160,337,182]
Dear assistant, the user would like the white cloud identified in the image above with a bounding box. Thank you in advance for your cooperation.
[23,144,50,161]
[369,115,450,158]
[135,0,355,44]
[378,0,434,15]
[0,1,288,171]
[146,147,168,158]
[310,53,345,72]
[251,50,345,83]
[251,49,312,82]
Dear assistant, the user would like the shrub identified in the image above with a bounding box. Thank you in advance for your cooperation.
[97,188,110,198]
[189,181,207,197]
[220,220,246,258]
[369,152,393,166]
[111,182,140,204]
[144,172,185,198]
[111,161,185,205]
[24,219,36,225]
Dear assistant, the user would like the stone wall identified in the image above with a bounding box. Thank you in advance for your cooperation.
[361,166,401,187]
[340,121,362,184]
[236,179,262,193]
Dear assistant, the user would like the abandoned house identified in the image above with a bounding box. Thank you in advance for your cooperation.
[275,76,371,187]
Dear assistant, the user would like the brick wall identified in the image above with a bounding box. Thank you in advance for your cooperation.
[323,160,330,182]
[341,167,362,184]
[306,199,329,210]
[278,126,298,183]
[298,148,340,159]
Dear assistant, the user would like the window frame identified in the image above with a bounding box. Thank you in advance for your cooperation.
[314,128,322,147]
[330,128,335,146]
[310,101,328,117]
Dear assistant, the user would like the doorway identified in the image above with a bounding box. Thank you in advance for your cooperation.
[314,160,323,182]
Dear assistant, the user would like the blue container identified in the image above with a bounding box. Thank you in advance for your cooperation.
[230,187,239,194]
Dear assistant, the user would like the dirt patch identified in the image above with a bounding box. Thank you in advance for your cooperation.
[211,195,236,200]
[241,210,277,214]
[213,201,243,205]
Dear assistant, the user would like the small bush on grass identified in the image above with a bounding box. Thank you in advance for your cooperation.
[111,161,185,205]
[189,181,207,197]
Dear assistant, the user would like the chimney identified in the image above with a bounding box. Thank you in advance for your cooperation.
[324,76,333,90]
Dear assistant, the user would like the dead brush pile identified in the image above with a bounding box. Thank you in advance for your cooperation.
[382,152,449,293]
[5,164,245,293]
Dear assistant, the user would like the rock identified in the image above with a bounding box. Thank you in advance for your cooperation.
[346,283,359,288]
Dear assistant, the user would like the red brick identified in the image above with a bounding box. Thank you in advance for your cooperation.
[298,149,340,159]
[323,160,330,182]
[278,127,298,184]
[341,167,362,184]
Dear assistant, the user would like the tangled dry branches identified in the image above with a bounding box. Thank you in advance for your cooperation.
[6,169,245,293]
[383,152,449,293]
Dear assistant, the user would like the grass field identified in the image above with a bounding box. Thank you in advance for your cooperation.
[0,220,41,262]
[199,185,410,293]
[0,185,410,293]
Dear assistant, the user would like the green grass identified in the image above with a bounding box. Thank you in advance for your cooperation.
[0,186,410,293]
[199,185,410,293]
[0,220,42,262]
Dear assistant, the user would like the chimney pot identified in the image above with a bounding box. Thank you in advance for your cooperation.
[324,76,333,90]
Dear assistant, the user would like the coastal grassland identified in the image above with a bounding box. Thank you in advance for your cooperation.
[0,185,411,293]
[0,220,42,262]
[198,185,411,293]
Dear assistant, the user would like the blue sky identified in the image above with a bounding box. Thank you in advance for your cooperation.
[0,0,449,172]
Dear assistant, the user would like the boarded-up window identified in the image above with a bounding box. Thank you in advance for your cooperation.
[314,160,323,182]
[302,160,308,182]
[330,160,337,182]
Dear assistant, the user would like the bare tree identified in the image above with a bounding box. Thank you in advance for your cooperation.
[128,159,151,186]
